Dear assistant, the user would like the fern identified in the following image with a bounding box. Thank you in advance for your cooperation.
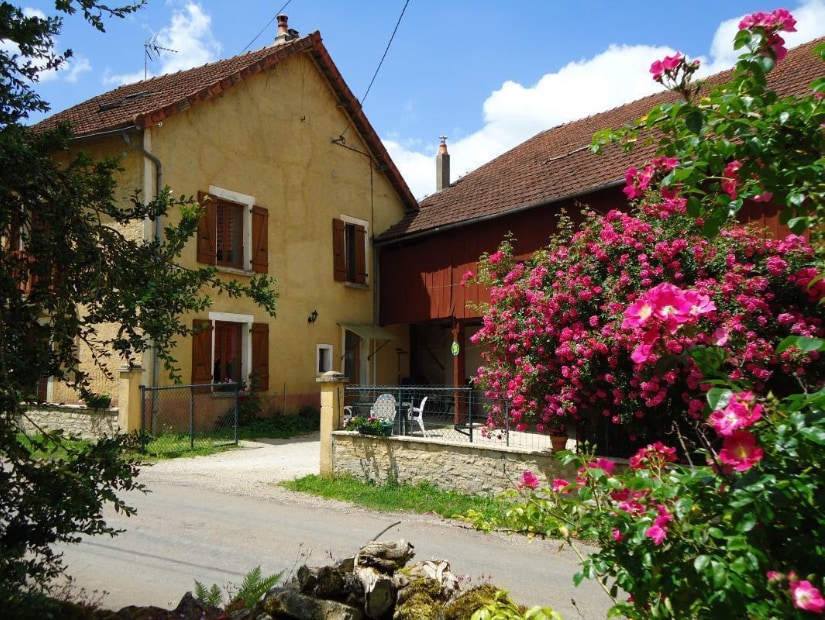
[193,580,223,607]
[232,565,284,608]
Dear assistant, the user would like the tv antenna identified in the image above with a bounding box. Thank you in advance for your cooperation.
[144,34,177,79]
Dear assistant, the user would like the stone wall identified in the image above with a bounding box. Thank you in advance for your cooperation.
[332,432,579,496]
[19,404,119,440]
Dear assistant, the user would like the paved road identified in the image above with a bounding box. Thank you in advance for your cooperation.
[57,435,613,618]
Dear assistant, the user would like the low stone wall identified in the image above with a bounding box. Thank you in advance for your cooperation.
[332,431,579,496]
[19,404,119,440]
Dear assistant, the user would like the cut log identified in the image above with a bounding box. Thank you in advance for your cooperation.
[355,539,415,573]
[356,566,395,619]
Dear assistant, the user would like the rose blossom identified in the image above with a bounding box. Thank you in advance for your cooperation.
[790,580,825,613]
[709,392,763,436]
[719,431,764,472]
[517,470,541,490]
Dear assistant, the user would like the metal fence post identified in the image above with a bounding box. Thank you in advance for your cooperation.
[189,385,195,450]
[140,385,146,454]
[234,382,239,445]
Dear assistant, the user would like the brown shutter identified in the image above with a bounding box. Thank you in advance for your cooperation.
[196,192,217,265]
[251,323,269,392]
[332,218,346,281]
[191,319,213,385]
[354,224,367,285]
[251,205,268,274]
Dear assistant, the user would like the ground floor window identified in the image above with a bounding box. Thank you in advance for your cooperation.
[191,314,269,391]
[213,321,243,383]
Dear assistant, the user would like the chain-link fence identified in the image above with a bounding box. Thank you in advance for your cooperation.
[139,383,240,455]
[343,385,556,452]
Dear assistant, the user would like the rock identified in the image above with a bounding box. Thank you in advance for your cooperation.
[258,585,364,620]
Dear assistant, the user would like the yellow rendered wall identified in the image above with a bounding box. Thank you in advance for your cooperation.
[140,51,409,407]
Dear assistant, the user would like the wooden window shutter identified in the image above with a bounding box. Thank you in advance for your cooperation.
[332,218,346,282]
[251,205,268,274]
[251,323,269,392]
[191,319,213,385]
[196,192,217,265]
[354,224,367,285]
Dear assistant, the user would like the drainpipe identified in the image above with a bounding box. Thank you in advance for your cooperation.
[123,130,163,388]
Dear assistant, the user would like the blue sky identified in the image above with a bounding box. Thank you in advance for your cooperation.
[19,0,825,199]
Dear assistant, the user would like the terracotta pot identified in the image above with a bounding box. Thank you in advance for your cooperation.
[550,435,568,452]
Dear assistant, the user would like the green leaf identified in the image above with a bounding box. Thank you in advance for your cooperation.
[776,336,825,354]
[694,555,711,573]
[800,426,825,446]
[685,109,704,135]
[707,387,733,411]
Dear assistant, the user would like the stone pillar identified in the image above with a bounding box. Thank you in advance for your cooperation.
[317,371,349,478]
[118,365,145,433]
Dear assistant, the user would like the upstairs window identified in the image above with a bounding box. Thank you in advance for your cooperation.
[216,202,243,268]
[333,217,367,285]
[197,188,268,274]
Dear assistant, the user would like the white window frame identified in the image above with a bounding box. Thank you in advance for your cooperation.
[208,311,254,383]
[209,185,256,273]
[317,344,333,375]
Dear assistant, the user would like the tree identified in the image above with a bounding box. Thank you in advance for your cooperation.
[0,1,278,605]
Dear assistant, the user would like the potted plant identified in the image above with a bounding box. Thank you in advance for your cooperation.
[80,390,112,409]
[345,415,393,437]
[547,422,568,453]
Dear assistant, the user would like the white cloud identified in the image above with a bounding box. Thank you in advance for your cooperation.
[105,1,221,86]
[392,0,825,200]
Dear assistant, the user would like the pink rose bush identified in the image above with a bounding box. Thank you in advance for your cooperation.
[472,203,825,452]
[463,11,825,619]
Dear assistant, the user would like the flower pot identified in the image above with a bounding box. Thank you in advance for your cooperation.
[358,422,394,437]
[550,435,568,452]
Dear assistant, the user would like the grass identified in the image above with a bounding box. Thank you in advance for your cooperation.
[281,474,513,523]
[135,409,321,460]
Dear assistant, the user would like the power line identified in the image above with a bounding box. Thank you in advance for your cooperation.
[240,0,293,53]
[360,0,410,106]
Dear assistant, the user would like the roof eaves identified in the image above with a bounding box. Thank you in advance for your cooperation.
[375,178,625,246]
[132,37,316,131]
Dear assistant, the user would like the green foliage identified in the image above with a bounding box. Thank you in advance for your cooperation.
[78,389,111,409]
[345,414,394,435]
[283,474,512,522]
[193,580,222,608]
[470,589,562,620]
[0,426,144,601]
[194,565,283,611]
[0,0,279,600]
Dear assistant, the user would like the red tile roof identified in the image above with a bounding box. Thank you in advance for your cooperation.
[34,31,418,213]
[378,37,824,242]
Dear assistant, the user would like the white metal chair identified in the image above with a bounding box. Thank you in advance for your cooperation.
[343,406,354,423]
[408,396,428,436]
[370,393,397,423]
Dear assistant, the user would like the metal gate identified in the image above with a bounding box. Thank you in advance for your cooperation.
[139,383,240,454]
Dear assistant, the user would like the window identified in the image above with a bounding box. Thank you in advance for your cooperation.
[317,344,333,374]
[333,217,367,285]
[191,315,269,391]
[197,187,268,273]
[213,321,242,382]
[216,203,243,268]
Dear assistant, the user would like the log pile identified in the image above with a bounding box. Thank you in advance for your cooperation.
[99,537,516,619]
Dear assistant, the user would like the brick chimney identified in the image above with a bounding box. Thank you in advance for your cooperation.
[436,136,450,191]
[274,14,299,45]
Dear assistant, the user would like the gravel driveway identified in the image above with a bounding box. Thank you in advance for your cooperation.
[136,432,322,499]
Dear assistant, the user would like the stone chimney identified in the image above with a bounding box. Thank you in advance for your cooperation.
[274,14,299,45]
[436,136,450,191]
